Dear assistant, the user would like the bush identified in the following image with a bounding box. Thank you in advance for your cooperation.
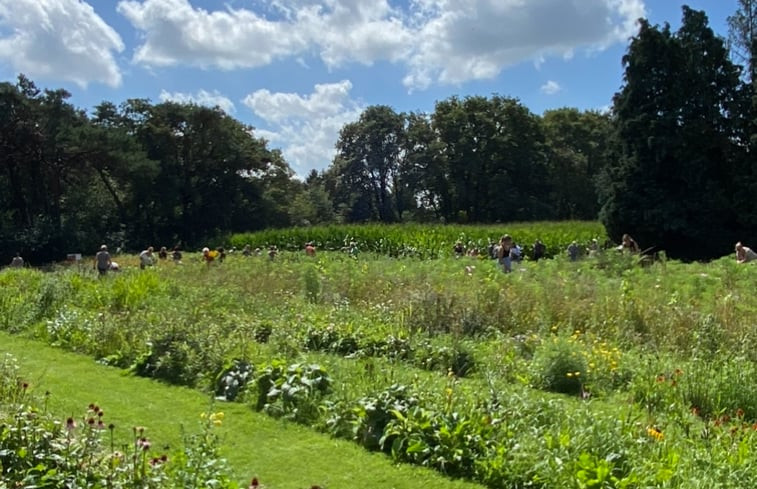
[530,335,587,395]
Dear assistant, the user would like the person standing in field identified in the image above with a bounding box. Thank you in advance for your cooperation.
[139,246,154,269]
[305,242,316,257]
[453,241,465,258]
[202,247,215,265]
[498,235,514,273]
[567,241,581,261]
[619,234,640,253]
[95,245,111,275]
[9,252,24,268]
[533,239,546,261]
[735,242,757,263]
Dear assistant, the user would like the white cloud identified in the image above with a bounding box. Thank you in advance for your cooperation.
[540,80,561,95]
[403,0,646,90]
[0,0,124,87]
[243,80,364,175]
[159,88,235,113]
[117,0,308,69]
[116,0,645,89]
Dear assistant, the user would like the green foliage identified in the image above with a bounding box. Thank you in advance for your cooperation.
[6,237,757,488]
[601,7,751,259]
[575,452,635,489]
[302,264,322,304]
[530,335,588,395]
[255,361,332,425]
[230,221,608,259]
[325,383,420,451]
[0,378,236,487]
[215,359,254,402]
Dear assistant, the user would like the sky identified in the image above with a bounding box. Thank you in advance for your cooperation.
[0,0,740,177]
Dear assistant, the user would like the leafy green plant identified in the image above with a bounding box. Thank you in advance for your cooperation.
[530,335,587,395]
[325,383,420,452]
[255,361,332,425]
[216,359,254,402]
[0,395,235,488]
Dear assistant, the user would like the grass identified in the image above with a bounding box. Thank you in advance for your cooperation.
[0,331,485,489]
[3,230,757,487]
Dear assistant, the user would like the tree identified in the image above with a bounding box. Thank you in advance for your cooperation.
[402,111,450,221]
[0,75,100,260]
[331,106,406,222]
[111,100,282,245]
[542,108,612,219]
[600,8,746,259]
[288,179,335,226]
[728,0,757,82]
[431,95,549,222]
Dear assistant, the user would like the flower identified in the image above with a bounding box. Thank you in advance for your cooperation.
[66,417,76,431]
[249,477,259,488]
[647,426,663,441]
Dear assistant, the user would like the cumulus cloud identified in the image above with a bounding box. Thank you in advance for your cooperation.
[540,80,561,95]
[158,88,235,113]
[403,0,646,89]
[117,0,308,69]
[243,80,364,175]
[0,0,124,87]
[116,0,645,88]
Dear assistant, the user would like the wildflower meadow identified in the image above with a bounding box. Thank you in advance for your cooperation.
[1,222,756,488]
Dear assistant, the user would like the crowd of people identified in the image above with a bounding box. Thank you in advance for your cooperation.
[5,235,756,272]
[450,233,757,273]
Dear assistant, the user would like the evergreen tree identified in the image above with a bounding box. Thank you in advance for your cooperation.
[600,8,747,259]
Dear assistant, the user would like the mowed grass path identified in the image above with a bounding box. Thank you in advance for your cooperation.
[0,332,485,489]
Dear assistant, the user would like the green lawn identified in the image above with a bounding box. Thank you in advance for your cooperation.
[0,332,485,489]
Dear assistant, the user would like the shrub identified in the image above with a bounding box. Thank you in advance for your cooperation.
[255,361,332,425]
[215,358,254,401]
[530,334,587,395]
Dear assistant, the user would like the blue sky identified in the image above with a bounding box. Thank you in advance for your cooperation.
[0,0,740,176]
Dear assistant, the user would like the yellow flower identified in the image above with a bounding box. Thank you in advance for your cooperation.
[647,426,664,441]
[566,372,574,378]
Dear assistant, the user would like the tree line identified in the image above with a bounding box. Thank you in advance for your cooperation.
[1,4,754,262]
